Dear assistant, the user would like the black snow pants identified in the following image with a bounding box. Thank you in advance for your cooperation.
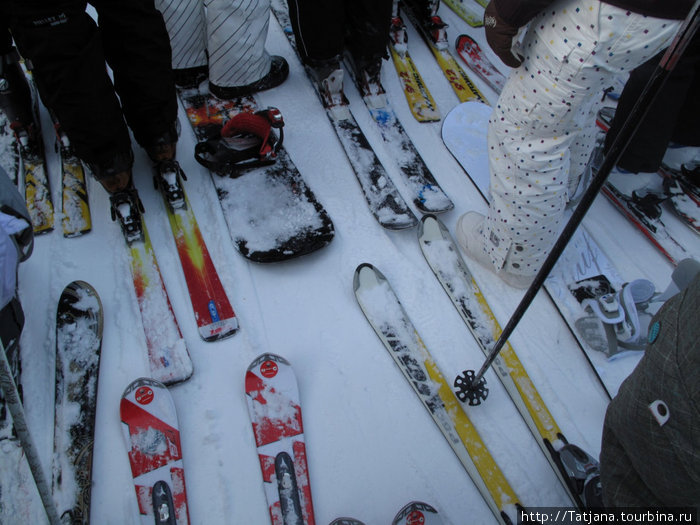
[286,0,393,67]
[604,34,700,173]
[5,0,178,176]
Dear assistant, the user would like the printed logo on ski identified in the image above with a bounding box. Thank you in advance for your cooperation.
[135,386,155,405]
[260,360,278,378]
[407,510,425,524]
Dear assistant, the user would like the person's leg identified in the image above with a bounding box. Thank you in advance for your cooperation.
[153,0,209,86]
[464,0,680,282]
[7,1,133,192]
[93,0,179,161]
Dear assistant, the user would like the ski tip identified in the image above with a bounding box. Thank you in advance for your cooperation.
[121,376,169,400]
[247,352,290,372]
[329,518,366,525]
[392,501,443,525]
[57,280,104,337]
[353,263,385,292]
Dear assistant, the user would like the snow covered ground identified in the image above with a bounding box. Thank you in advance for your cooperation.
[4,5,699,525]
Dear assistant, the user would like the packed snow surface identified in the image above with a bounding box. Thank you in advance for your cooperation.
[4,5,698,525]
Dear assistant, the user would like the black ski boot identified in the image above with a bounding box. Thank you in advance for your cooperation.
[154,159,187,211]
[109,186,145,244]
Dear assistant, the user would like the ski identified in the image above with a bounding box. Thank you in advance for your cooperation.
[402,0,488,104]
[353,263,521,525]
[442,0,484,28]
[111,189,193,385]
[0,111,20,185]
[176,77,335,261]
[53,117,92,237]
[600,183,691,265]
[389,5,441,122]
[344,58,453,214]
[392,501,444,525]
[21,66,55,235]
[418,215,602,509]
[245,353,316,525]
[596,107,699,245]
[120,378,190,524]
[53,280,103,523]
[455,34,507,94]
[270,0,418,230]
[153,161,239,341]
[441,100,646,399]
[329,519,365,525]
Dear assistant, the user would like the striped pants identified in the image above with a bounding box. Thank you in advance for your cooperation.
[155,0,272,87]
[481,0,681,277]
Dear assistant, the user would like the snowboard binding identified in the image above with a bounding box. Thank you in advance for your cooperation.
[453,369,489,405]
[194,107,284,177]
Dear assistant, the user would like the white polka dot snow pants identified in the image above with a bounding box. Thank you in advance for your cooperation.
[155,0,272,87]
[482,0,681,277]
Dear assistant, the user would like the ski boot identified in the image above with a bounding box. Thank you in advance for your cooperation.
[154,159,187,211]
[109,186,144,244]
[558,443,604,508]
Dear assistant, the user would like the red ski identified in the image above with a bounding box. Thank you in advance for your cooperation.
[245,354,315,525]
[455,34,507,94]
[120,378,190,524]
[154,162,238,341]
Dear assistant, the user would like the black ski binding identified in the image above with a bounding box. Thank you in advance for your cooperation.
[152,480,177,524]
[454,369,488,406]
[109,187,144,244]
[154,159,187,210]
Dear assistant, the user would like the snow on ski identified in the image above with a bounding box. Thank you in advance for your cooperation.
[418,215,602,509]
[245,353,315,525]
[402,0,488,104]
[392,501,444,525]
[112,193,193,385]
[53,280,103,523]
[442,0,484,28]
[353,263,521,525]
[21,67,54,235]
[120,377,190,524]
[53,117,92,237]
[455,34,507,94]
[389,2,441,122]
[153,162,239,341]
[270,0,418,230]
[344,59,453,214]
[0,112,20,185]
[176,78,335,261]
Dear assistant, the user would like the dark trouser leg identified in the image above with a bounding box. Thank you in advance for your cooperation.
[7,1,133,187]
[92,0,178,153]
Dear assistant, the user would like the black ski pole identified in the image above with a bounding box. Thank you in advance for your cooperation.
[0,338,61,525]
[455,1,700,405]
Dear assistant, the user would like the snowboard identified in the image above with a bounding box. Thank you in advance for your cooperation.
[53,280,103,523]
[120,378,190,524]
[392,501,444,525]
[245,353,315,525]
[176,79,335,263]
[441,101,644,398]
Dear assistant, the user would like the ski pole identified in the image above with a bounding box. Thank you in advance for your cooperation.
[456,1,700,405]
[0,338,62,525]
